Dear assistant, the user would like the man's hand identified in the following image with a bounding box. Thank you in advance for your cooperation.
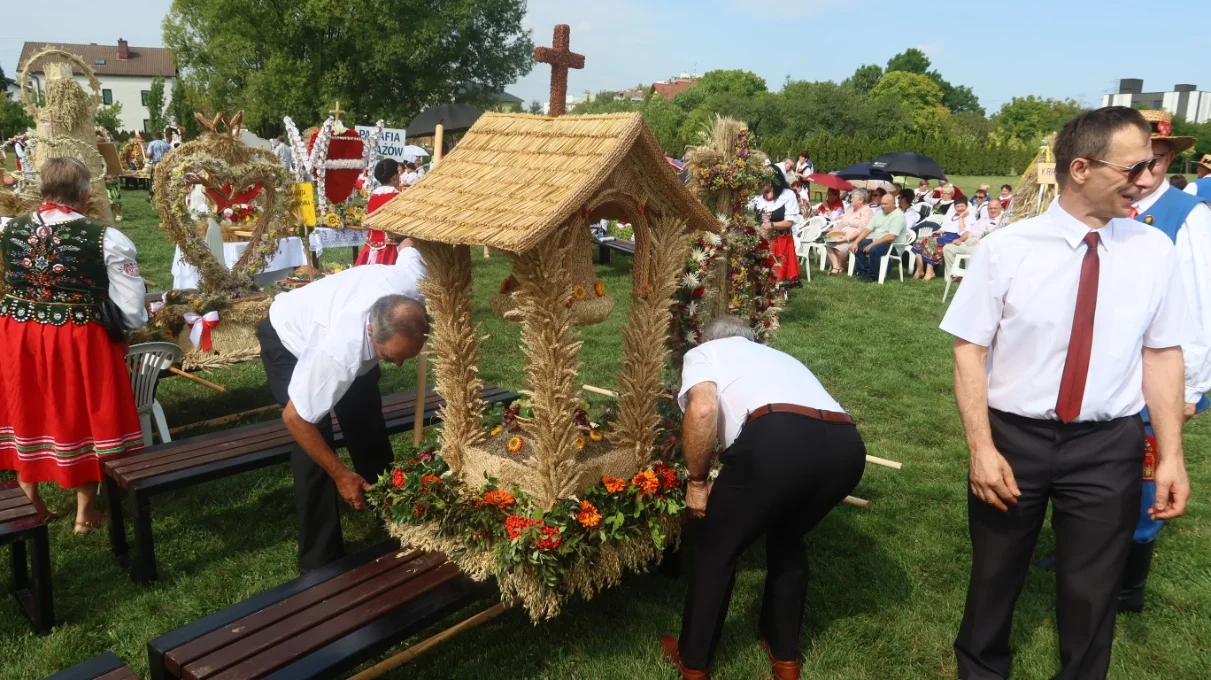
[1150,458,1191,520]
[335,469,372,510]
[969,447,1020,511]
[862,243,872,253]
[686,479,712,519]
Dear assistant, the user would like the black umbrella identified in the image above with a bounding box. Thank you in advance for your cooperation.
[405,104,484,137]
[835,162,894,181]
[871,152,947,181]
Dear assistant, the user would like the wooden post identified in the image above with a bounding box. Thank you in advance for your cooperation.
[433,124,444,166]
[412,349,428,448]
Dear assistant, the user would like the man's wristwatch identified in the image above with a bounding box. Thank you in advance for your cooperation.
[688,470,709,483]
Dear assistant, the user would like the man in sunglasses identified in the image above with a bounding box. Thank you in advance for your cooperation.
[942,106,1190,679]
[1119,110,1211,613]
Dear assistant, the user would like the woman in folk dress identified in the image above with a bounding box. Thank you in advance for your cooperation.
[749,169,801,286]
[912,195,971,280]
[0,158,147,534]
[355,159,403,266]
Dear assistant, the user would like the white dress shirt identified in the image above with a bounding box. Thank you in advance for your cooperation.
[678,337,843,448]
[269,260,424,423]
[1184,182,1199,196]
[1,208,147,329]
[940,200,1189,422]
[750,189,800,221]
[1134,180,1211,403]
[941,209,971,235]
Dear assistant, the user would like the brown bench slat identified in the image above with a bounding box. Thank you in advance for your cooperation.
[0,484,27,500]
[95,668,140,680]
[163,549,424,675]
[0,494,33,511]
[202,562,465,680]
[110,430,299,483]
[184,554,453,680]
[0,504,39,524]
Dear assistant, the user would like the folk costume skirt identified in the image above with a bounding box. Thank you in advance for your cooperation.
[0,317,144,488]
[355,231,399,267]
[770,232,800,283]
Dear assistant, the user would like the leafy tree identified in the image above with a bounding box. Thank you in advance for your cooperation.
[163,0,534,133]
[928,72,984,115]
[640,94,684,155]
[843,64,883,94]
[993,95,1083,144]
[0,64,35,138]
[169,77,199,139]
[1172,116,1211,159]
[95,102,124,134]
[674,69,767,112]
[528,100,543,114]
[146,76,168,134]
[870,71,949,128]
[886,48,931,75]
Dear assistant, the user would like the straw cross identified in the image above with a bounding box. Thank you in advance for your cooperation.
[329,101,344,121]
[534,24,584,117]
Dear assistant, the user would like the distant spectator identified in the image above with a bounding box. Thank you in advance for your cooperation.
[795,151,814,180]
[146,131,173,200]
[817,188,845,220]
[998,183,1013,209]
[1170,174,1188,191]
[274,136,293,171]
[1188,154,1211,197]
[871,187,887,207]
[12,135,27,172]
[927,178,965,204]
[970,188,990,220]
[932,186,956,215]
[914,180,931,202]
[824,188,874,274]
[401,161,420,186]
[854,194,907,281]
[898,192,920,232]
[779,158,796,185]
[913,195,970,280]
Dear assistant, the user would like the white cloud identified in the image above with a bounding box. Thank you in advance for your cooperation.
[917,42,945,58]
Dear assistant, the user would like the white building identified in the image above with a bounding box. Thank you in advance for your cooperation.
[17,38,176,133]
[1102,79,1211,124]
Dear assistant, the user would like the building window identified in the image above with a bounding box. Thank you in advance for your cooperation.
[102,89,113,106]
[141,90,150,106]
[143,119,151,134]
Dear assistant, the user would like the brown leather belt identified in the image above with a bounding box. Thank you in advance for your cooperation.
[745,403,854,425]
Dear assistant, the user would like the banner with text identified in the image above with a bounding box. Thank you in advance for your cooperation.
[355,126,411,161]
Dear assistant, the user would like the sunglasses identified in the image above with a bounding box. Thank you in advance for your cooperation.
[1088,157,1158,182]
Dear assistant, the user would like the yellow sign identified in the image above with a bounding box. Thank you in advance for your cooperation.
[292,182,317,226]
[1037,162,1057,186]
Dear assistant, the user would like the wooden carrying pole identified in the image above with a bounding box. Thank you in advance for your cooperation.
[169,366,228,393]
[348,602,511,680]
[410,126,444,449]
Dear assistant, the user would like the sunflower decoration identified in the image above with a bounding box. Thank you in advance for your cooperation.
[490,425,504,437]
[594,280,606,297]
[324,211,342,228]
[506,436,525,454]
[574,436,586,449]
[572,285,587,301]
[588,429,604,443]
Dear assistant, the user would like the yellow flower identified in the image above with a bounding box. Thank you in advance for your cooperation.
[572,285,587,301]
[589,429,604,442]
[490,425,504,437]
[324,212,341,227]
[507,436,524,453]
[574,436,586,449]
[593,280,606,297]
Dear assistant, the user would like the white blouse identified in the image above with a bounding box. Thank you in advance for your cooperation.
[749,189,800,222]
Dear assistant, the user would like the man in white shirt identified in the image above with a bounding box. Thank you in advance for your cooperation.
[659,317,865,680]
[942,106,1190,679]
[273,136,293,171]
[942,199,1005,273]
[258,260,427,572]
[1185,153,1211,199]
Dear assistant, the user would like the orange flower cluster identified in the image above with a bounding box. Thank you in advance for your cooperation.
[654,462,680,490]
[505,515,541,539]
[572,285,587,301]
[594,280,606,297]
[536,525,562,550]
[632,470,660,495]
[420,475,442,490]
[483,490,515,509]
[577,500,602,528]
[602,476,626,493]
[589,429,604,442]
[391,468,406,488]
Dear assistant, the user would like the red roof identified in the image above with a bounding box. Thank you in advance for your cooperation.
[652,79,696,99]
[19,40,176,78]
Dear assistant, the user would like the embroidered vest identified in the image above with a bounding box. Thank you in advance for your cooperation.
[1135,188,1211,415]
[0,214,110,326]
[1193,177,1211,201]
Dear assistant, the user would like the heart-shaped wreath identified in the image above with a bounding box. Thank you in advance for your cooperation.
[154,112,296,294]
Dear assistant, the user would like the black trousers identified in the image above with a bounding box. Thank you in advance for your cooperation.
[257,318,394,572]
[679,412,866,670]
[955,410,1145,680]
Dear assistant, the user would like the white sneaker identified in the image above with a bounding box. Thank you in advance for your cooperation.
[115,215,123,221]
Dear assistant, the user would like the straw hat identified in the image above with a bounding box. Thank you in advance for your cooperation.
[1140,110,1196,154]
[1194,154,1211,174]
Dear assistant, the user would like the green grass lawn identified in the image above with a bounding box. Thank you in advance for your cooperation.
[2,179,1209,679]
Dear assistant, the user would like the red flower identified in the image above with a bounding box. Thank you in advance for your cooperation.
[654,462,680,490]
[391,469,405,488]
[417,449,435,462]
[413,503,427,519]
[536,526,562,550]
[691,287,705,299]
[505,515,542,540]
[483,490,515,509]
[763,256,776,268]
[420,475,441,490]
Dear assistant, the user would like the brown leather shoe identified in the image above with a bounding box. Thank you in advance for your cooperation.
[760,639,801,680]
[659,635,710,679]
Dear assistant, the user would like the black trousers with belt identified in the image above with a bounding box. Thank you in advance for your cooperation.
[678,412,867,670]
[257,318,394,572]
[955,409,1145,680]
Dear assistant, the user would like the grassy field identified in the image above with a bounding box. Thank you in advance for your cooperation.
[1,178,1209,679]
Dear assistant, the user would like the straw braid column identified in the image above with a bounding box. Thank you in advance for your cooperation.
[612,216,692,468]
[632,209,652,295]
[511,228,584,508]
[415,241,486,477]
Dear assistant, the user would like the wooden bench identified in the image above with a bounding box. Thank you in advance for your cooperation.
[104,386,517,582]
[593,235,635,265]
[44,652,139,680]
[1,480,53,634]
[146,541,484,680]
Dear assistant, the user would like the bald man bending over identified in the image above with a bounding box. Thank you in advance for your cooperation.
[258,249,427,572]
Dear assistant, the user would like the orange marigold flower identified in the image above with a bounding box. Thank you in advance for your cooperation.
[577,500,602,528]
[594,280,606,297]
[572,285,587,301]
[588,429,604,442]
[507,436,524,453]
[483,490,515,509]
[574,436,586,449]
[489,425,504,437]
[632,470,660,495]
[602,476,626,494]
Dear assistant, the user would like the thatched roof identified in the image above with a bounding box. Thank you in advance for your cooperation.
[363,112,720,252]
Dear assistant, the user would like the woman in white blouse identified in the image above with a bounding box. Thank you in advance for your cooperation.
[750,170,801,286]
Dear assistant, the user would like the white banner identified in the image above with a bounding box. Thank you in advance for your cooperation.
[355,125,410,160]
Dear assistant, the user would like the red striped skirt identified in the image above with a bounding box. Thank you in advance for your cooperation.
[0,316,144,488]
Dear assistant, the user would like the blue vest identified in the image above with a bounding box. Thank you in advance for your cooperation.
[1193,177,1211,201]
[1136,187,1211,415]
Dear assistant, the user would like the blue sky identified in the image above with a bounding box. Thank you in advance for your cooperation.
[5,0,1209,117]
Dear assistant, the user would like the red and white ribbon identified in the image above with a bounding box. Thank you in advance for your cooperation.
[183,311,220,352]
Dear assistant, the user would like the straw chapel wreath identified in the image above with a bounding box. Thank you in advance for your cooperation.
[362,112,722,620]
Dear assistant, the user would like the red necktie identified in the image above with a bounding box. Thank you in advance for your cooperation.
[1129,207,1139,219]
[1055,231,1101,423]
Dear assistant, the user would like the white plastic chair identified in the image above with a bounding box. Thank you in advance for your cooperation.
[877,228,915,284]
[802,216,831,271]
[126,342,183,447]
[943,253,971,302]
[790,223,811,283]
